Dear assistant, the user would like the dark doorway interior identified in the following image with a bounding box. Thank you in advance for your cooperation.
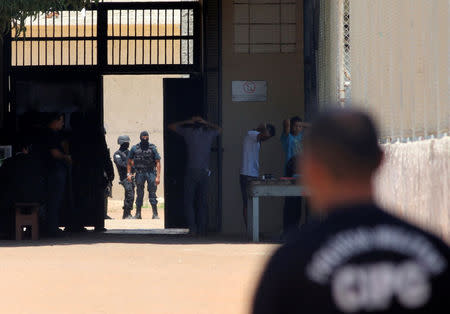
[10,72,105,229]
[2,0,220,233]
[163,77,204,228]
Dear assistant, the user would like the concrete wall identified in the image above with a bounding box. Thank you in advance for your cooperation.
[103,75,183,202]
[221,1,304,235]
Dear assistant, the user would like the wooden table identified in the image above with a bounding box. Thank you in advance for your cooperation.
[247,180,307,242]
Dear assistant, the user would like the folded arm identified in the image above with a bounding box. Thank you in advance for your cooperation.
[168,118,195,133]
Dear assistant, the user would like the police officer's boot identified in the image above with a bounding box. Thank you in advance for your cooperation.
[134,207,142,219]
[122,208,132,219]
[152,204,160,219]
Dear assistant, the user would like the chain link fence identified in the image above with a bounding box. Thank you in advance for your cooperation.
[316,0,450,241]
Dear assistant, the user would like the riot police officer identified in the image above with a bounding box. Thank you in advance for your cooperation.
[127,131,161,219]
[113,135,135,219]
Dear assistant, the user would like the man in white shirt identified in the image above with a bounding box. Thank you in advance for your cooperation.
[240,123,276,227]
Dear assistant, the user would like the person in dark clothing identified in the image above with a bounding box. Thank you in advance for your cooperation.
[282,154,305,238]
[0,140,45,238]
[69,112,114,231]
[67,112,87,231]
[127,131,161,220]
[168,116,221,236]
[103,128,115,220]
[34,113,71,236]
[281,117,311,237]
[92,119,114,230]
[113,135,135,219]
[253,109,450,314]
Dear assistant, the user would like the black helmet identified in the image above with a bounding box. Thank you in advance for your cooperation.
[117,135,131,145]
[140,131,149,139]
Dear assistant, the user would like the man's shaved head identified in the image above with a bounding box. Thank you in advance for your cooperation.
[303,109,383,179]
[300,109,384,212]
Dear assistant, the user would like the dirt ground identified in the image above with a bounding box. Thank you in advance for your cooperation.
[0,201,278,314]
[105,199,166,230]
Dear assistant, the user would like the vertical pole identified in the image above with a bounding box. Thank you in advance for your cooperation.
[69,11,71,65]
[157,10,160,64]
[193,5,201,72]
[165,9,167,65]
[187,9,190,64]
[22,23,25,66]
[252,196,259,242]
[218,0,223,232]
[37,14,40,66]
[337,0,345,106]
[45,13,48,66]
[172,9,174,65]
[150,9,152,64]
[76,11,79,66]
[30,15,33,66]
[112,10,114,65]
[60,11,63,65]
[179,9,182,64]
[53,13,55,65]
[247,196,253,239]
[119,10,122,65]
[142,10,145,64]
[92,10,94,65]
[84,9,86,65]
[134,10,137,65]
[1,32,12,129]
[97,6,107,71]
[127,10,130,65]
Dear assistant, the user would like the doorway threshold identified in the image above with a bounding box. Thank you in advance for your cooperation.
[105,228,189,235]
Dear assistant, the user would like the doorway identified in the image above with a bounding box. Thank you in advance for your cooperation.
[103,74,187,230]
[4,1,222,233]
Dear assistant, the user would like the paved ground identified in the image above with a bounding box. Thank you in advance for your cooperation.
[0,201,278,314]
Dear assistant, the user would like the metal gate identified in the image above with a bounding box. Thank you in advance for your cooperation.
[3,1,223,232]
[7,1,201,74]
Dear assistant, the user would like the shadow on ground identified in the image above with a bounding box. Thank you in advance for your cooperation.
[0,230,280,247]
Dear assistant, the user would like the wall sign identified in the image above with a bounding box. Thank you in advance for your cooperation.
[232,81,267,102]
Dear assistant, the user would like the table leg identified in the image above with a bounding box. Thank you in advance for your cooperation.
[247,196,253,238]
[252,196,259,242]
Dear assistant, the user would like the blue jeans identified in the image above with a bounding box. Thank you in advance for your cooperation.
[135,171,157,208]
[184,168,209,235]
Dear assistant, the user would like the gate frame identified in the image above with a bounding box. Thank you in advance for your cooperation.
[6,1,201,75]
[2,1,224,233]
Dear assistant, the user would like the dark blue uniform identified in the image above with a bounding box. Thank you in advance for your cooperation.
[128,143,161,211]
[253,203,450,314]
[113,148,135,217]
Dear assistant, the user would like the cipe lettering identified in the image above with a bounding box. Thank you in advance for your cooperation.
[332,261,430,313]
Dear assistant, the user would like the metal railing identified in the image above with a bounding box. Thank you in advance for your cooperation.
[11,10,98,67]
[9,2,200,73]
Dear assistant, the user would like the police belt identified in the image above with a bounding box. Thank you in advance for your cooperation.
[135,167,156,174]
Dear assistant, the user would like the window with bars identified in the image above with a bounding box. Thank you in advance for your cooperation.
[11,10,98,67]
[107,8,194,66]
[9,2,200,70]
[233,0,298,54]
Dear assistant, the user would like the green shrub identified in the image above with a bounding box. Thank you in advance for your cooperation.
[0,0,98,37]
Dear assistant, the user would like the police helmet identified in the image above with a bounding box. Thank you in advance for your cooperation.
[117,135,131,145]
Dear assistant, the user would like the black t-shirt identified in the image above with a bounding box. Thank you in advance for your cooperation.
[34,128,65,169]
[253,203,450,314]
